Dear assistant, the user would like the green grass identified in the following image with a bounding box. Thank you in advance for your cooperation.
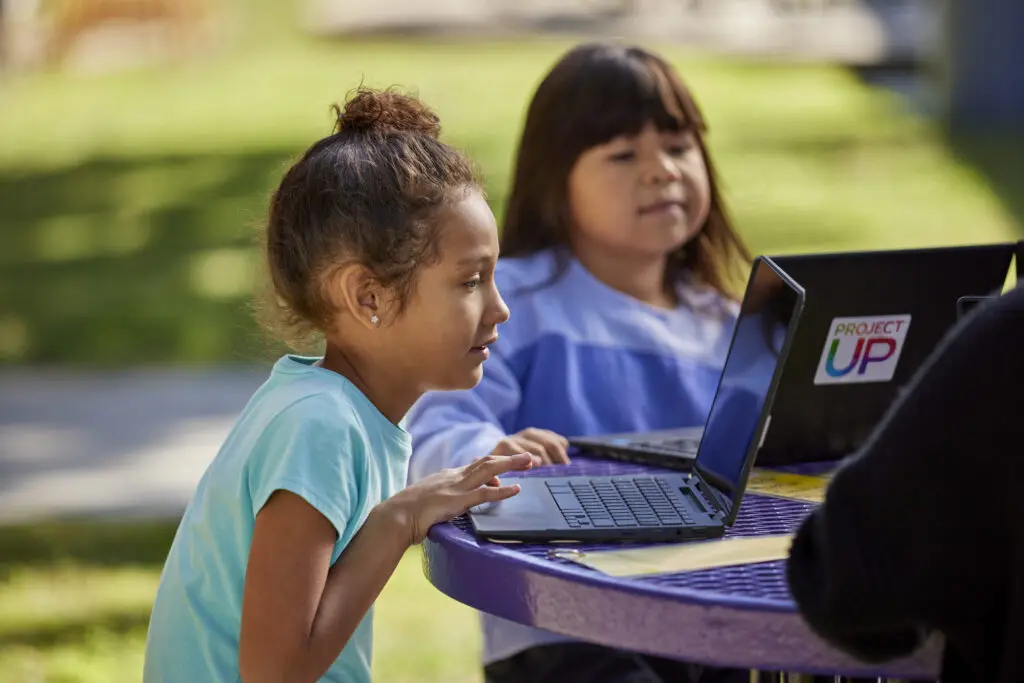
[0,520,482,683]
[1,30,1021,366]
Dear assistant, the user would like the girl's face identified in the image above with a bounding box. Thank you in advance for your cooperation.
[566,121,711,262]
[389,190,511,391]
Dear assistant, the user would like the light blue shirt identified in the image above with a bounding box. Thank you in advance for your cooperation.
[405,248,738,664]
[144,355,412,683]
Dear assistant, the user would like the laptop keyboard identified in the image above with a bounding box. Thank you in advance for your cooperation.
[546,477,698,528]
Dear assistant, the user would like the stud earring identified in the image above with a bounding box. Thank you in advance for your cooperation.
[370,315,379,326]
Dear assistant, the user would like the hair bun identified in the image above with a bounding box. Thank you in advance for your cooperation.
[334,87,441,138]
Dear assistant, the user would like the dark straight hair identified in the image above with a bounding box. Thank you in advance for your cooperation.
[501,42,751,299]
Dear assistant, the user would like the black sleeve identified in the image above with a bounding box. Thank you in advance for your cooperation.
[786,284,1024,662]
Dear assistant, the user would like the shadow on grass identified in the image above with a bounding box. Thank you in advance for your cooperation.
[0,518,180,574]
[0,149,299,367]
[0,609,152,649]
[948,133,1024,236]
[0,147,513,367]
[0,520,179,649]
[2,128,1014,367]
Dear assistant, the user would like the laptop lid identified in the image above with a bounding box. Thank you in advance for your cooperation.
[692,256,806,526]
[760,243,1014,465]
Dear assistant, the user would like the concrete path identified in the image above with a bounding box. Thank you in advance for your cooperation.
[0,368,267,523]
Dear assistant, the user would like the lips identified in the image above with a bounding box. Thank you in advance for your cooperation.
[471,336,498,352]
[638,199,685,215]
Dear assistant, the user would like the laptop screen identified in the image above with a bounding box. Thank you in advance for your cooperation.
[694,258,803,521]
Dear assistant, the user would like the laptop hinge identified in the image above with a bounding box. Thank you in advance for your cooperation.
[692,476,727,519]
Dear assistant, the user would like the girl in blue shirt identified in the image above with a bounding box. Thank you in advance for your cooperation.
[407,42,752,683]
[142,88,533,683]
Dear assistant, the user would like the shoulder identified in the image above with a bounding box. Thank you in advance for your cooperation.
[245,360,384,472]
[922,283,1024,384]
[248,392,368,492]
[259,356,396,443]
[267,392,361,441]
[966,283,1024,338]
[243,384,373,530]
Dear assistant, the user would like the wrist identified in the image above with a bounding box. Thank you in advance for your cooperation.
[369,500,415,549]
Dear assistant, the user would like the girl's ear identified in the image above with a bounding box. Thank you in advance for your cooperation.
[329,264,389,330]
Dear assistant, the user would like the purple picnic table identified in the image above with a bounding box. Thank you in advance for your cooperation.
[422,455,943,680]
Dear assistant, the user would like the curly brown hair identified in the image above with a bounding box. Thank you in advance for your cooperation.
[256,87,481,351]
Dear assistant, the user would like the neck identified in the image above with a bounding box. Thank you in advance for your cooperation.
[571,241,675,309]
[319,343,419,425]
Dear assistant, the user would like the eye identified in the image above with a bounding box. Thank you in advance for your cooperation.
[463,276,481,290]
[665,139,694,157]
[665,133,696,157]
[609,150,636,162]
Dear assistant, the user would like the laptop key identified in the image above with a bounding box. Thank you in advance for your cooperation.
[552,493,583,511]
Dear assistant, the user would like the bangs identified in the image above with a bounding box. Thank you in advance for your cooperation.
[564,49,705,152]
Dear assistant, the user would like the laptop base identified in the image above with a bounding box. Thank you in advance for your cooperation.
[469,475,725,544]
[568,427,703,471]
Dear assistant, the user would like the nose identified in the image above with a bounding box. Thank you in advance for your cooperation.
[488,285,511,326]
[642,150,683,186]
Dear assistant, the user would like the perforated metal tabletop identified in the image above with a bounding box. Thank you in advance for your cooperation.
[422,456,942,678]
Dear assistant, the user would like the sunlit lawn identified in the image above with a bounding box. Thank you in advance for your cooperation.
[0,520,482,683]
[0,34,1018,366]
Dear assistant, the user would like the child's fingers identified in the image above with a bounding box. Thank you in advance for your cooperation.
[519,429,571,465]
[470,483,521,507]
[508,453,534,471]
[461,456,491,479]
[510,438,547,462]
[538,431,571,464]
[464,454,532,488]
[515,432,567,465]
[464,454,505,475]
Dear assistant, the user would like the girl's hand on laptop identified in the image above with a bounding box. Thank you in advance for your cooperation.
[379,453,534,545]
[493,428,570,466]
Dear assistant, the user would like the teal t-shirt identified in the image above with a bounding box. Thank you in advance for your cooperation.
[143,355,412,683]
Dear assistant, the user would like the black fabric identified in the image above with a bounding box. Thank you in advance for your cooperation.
[482,642,749,683]
[787,284,1024,682]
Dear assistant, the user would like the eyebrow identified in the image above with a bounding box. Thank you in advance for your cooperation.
[456,253,495,268]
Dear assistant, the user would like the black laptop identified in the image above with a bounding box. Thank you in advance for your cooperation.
[756,242,1014,465]
[468,256,805,543]
[570,242,1016,469]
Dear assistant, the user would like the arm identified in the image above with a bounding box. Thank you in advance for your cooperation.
[239,454,534,683]
[239,492,408,683]
[786,468,930,662]
[786,285,1024,660]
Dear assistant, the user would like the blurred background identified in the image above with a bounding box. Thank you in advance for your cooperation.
[0,0,1021,681]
